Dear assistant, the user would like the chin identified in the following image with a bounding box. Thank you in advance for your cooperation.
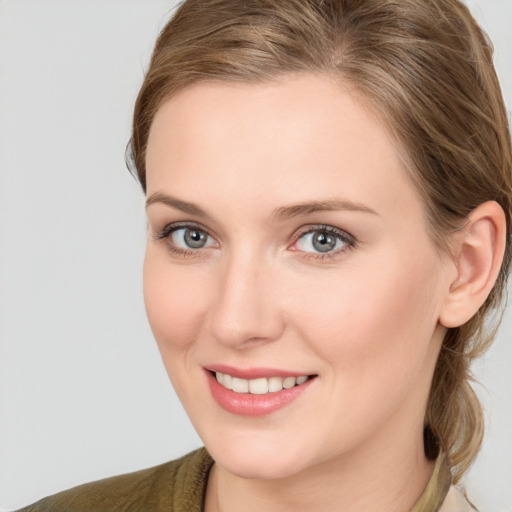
[214,448,305,480]
[201,429,316,480]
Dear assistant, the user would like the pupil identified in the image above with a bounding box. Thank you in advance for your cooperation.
[313,232,336,253]
[185,229,206,248]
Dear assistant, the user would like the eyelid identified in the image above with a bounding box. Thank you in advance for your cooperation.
[153,221,217,242]
[151,221,220,260]
[288,224,356,258]
[291,224,355,243]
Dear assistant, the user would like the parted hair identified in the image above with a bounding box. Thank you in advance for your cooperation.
[128,0,512,481]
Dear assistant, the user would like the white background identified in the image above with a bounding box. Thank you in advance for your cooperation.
[0,1,510,510]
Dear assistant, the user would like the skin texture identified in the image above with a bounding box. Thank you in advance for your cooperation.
[142,74,504,512]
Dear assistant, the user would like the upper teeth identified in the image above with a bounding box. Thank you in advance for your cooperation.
[215,372,309,394]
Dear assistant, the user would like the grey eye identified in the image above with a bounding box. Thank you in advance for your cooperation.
[295,229,348,254]
[171,227,211,249]
[311,232,337,252]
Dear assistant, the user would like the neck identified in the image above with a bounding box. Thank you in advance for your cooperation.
[205,425,435,512]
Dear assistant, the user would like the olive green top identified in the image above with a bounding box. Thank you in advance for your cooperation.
[16,449,213,512]
[16,448,475,511]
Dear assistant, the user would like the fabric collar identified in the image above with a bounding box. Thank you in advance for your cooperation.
[411,451,452,511]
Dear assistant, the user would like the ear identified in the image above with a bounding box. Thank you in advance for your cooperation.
[439,201,507,328]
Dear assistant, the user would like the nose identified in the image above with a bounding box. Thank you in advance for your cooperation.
[208,249,285,348]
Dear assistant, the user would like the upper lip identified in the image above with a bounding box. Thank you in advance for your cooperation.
[205,364,314,379]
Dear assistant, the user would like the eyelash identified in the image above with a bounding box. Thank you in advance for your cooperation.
[153,222,356,261]
[292,225,356,261]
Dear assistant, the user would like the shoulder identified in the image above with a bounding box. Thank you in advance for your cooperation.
[439,485,479,512]
[14,448,213,512]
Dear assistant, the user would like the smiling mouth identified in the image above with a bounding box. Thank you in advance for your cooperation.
[213,371,314,395]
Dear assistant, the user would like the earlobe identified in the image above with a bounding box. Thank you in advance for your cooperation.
[439,201,507,329]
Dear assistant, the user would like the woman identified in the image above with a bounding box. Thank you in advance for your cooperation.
[15,0,511,510]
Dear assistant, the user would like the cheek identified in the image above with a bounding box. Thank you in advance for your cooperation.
[286,248,443,375]
[143,247,210,354]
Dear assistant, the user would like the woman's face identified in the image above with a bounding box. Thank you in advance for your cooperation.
[144,74,454,479]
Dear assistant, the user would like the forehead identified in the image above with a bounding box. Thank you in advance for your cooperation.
[145,74,424,221]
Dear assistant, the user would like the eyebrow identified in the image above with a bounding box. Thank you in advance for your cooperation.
[272,200,378,220]
[146,192,378,220]
[146,192,209,217]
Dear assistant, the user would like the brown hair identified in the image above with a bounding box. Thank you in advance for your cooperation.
[128,0,512,481]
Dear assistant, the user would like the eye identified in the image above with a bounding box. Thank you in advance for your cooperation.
[154,223,217,256]
[292,226,354,257]
[171,226,213,249]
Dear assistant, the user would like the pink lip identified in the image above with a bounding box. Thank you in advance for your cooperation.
[206,364,311,379]
[205,369,316,417]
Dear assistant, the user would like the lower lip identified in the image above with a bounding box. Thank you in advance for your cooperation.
[206,371,315,417]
